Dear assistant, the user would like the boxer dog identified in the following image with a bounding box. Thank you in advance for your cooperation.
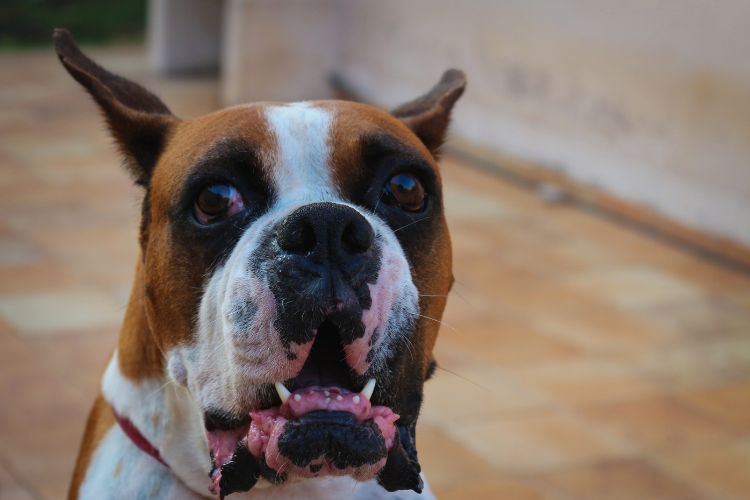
[54,29,465,499]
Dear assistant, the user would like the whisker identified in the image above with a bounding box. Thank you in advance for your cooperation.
[393,215,431,234]
[373,191,385,214]
[400,335,418,362]
[451,287,474,306]
[413,313,460,334]
[434,365,489,391]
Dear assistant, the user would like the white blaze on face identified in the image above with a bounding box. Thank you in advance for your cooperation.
[168,101,420,414]
[265,102,338,207]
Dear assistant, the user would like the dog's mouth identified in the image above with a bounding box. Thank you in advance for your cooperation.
[204,319,410,498]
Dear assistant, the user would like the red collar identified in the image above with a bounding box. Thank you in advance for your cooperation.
[112,406,168,468]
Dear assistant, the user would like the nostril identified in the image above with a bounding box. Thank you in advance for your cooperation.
[278,220,317,254]
[341,218,374,254]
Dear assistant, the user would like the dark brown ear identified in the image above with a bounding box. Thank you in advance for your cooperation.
[53,29,177,186]
[391,69,466,156]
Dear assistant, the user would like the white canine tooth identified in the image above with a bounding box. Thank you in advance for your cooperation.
[294,394,302,402]
[274,382,291,404]
[361,378,376,400]
[336,395,343,401]
[353,395,361,404]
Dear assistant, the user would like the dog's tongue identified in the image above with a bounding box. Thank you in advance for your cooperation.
[249,386,399,472]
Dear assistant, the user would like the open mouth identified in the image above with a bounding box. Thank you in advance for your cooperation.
[206,319,401,498]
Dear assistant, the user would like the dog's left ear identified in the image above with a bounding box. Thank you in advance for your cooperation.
[53,29,178,187]
[392,69,466,156]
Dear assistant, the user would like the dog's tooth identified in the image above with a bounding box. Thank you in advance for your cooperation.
[274,382,291,404]
[360,378,376,400]
[353,395,361,404]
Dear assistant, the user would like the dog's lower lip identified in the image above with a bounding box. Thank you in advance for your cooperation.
[207,382,398,495]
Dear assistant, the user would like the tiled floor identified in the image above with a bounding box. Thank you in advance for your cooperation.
[1,46,750,500]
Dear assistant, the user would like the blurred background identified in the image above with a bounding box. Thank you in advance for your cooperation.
[1,1,750,499]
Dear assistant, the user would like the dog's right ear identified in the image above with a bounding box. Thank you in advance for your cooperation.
[53,29,177,186]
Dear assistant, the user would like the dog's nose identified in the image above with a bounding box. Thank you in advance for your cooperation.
[273,202,377,342]
[277,202,374,270]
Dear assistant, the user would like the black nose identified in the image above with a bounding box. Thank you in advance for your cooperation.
[276,202,375,309]
[272,203,378,344]
[277,202,374,258]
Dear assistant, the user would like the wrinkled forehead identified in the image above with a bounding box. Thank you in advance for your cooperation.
[150,101,438,210]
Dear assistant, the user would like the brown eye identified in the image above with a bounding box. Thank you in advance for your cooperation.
[194,184,245,224]
[383,173,426,212]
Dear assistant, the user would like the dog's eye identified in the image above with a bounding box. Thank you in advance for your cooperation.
[382,173,426,212]
[194,184,245,224]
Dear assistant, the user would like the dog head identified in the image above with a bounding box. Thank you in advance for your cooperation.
[55,30,464,497]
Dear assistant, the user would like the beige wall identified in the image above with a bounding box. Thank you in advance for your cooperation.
[148,0,222,74]
[336,0,750,246]
[163,0,750,246]
[221,0,341,103]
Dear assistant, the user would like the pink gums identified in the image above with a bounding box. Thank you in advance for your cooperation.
[249,386,398,478]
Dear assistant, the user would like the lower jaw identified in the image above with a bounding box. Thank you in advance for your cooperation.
[209,431,390,498]
[208,395,398,497]
[209,423,424,499]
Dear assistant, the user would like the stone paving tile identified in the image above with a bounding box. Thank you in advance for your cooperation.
[529,301,669,356]
[416,423,502,493]
[636,337,750,391]
[435,479,546,500]
[534,458,709,500]
[563,265,707,310]
[436,313,582,367]
[576,396,739,453]
[511,358,663,408]
[0,288,125,335]
[0,259,73,295]
[635,295,750,343]
[676,381,750,433]
[421,358,551,425]
[656,439,750,500]
[447,410,637,474]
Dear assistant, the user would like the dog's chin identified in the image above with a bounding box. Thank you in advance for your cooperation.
[203,320,423,498]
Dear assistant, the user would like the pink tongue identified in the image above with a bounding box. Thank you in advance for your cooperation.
[246,385,399,476]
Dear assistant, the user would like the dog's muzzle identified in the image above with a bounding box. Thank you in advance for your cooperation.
[205,202,421,497]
